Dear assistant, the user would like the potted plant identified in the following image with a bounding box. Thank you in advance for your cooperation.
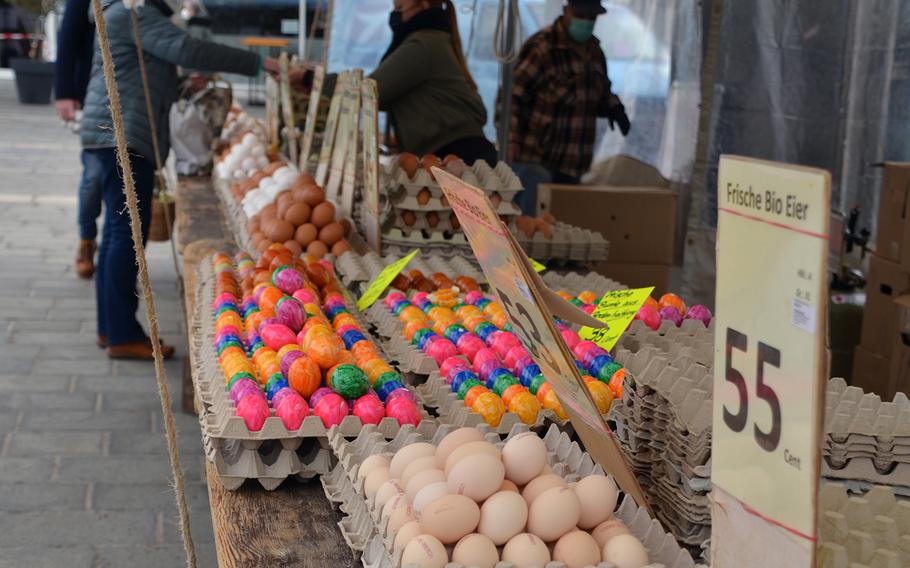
[8,0,55,104]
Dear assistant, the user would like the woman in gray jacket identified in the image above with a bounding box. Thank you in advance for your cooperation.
[82,0,275,359]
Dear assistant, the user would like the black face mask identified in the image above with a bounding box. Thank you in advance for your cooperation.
[388,10,403,35]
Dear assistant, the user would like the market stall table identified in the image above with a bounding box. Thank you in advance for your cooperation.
[177,177,354,568]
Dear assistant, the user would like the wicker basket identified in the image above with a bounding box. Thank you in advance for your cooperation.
[148,197,176,242]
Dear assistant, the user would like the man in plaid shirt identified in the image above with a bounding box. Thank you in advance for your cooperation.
[506,0,629,215]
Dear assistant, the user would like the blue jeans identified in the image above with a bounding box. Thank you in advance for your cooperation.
[87,148,155,346]
[511,162,580,216]
[78,150,104,241]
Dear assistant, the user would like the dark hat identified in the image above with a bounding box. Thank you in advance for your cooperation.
[567,0,607,17]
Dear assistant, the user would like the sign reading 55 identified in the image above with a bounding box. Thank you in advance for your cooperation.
[723,327,782,452]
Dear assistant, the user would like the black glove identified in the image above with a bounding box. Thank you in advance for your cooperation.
[606,104,631,137]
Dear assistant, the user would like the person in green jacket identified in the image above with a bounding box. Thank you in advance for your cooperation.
[370,0,496,165]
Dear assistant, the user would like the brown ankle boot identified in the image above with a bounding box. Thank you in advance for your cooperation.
[76,240,96,279]
[107,338,176,360]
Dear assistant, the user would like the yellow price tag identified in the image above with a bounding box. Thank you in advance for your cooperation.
[578,287,654,352]
[530,258,547,273]
[356,249,420,311]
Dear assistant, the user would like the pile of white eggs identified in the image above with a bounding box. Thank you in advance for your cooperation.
[217,132,269,182]
[221,109,265,143]
[240,164,301,218]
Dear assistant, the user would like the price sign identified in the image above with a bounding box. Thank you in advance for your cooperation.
[299,64,324,172]
[529,258,546,273]
[710,156,829,566]
[278,53,298,165]
[578,287,654,352]
[360,78,381,252]
[432,167,650,512]
[316,71,347,187]
[356,249,420,311]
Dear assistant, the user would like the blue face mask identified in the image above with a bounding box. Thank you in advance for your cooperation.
[568,18,596,43]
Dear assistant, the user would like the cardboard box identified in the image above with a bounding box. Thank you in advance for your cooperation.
[591,261,677,298]
[889,296,910,395]
[539,184,678,264]
[859,254,910,359]
[875,162,910,269]
[852,345,893,399]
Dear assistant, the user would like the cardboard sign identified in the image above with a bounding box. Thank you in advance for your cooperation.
[360,78,382,252]
[278,53,298,165]
[299,64,325,172]
[431,167,650,512]
[265,74,280,151]
[711,155,830,566]
[530,258,546,273]
[578,287,654,352]
[356,249,420,312]
[339,72,361,219]
[326,69,361,207]
[316,70,347,187]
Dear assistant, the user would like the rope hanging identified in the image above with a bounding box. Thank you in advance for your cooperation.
[89,0,197,565]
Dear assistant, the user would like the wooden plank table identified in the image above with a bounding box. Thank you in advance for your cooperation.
[177,177,355,568]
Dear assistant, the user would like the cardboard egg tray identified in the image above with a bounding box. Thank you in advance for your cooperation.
[381,227,470,251]
[389,209,463,234]
[823,378,910,493]
[384,159,523,202]
[817,482,910,567]
[540,271,628,299]
[388,186,523,218]
[514,221,610,263]
[189,261,438,489]
[320,422,702,568]
[334,250,484,295]
[609,321,716,558]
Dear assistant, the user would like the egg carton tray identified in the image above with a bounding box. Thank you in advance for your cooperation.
[384,159,523,201]
[334,250,484,292]
[817,482,910,568]
[382,227,471,250]
[214,172,255,256]
[514,222,609,263]
[389,188,523,217]
[389,209,464,234]
[201,428,334,491]
[322,422,701,568]
[190,258,437,444]
[541,271,628,299]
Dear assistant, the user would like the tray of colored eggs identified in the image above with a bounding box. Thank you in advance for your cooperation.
[376,288,623,433]
[321,422,702,568]
[192,250,435,445]
[334,250,484,296]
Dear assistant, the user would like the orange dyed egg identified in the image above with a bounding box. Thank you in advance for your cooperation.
[288,356,322,398]
[464,385,490,408]
[608,368,625,399]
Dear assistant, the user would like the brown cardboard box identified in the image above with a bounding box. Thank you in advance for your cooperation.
[875,162,910,269]
[591,261,677,298]
[852,345,893,398]
[539,184,677,264]
[889,296,910,396]
[859,254,910,359]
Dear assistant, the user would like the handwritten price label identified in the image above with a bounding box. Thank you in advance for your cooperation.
[356,249,419,311]
[530,258,547,273]
[578,287,654,352]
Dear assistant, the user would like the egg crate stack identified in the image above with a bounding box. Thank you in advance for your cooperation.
[334,250,485,299]
[384,159,523,207]
[321,422,703,568]
[514,221,610,263]
[610,320,715,559]
[213,172,255,255]
[817,482,910,567]
[190,261,437,490]
[823,378,910,495]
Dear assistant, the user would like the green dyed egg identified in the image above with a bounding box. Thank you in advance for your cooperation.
[597,362,623,383]
[492,375,519,396]
[457,379,484,400]
[529,374,547,395]
[330,364,370,399]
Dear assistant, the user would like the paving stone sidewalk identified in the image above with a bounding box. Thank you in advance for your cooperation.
[0,81,216,566]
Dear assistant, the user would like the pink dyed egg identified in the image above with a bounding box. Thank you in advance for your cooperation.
[313,393,349,427]
[276,393,310,430]
[259,323,298,350]
[276,298,307,332]
[353,394,385,425]
[560,328,581,350]
[456,335,486,361]
[686,305,713,327]
[659,306,683,327]
[235,394,270,431]
[426,339,458,366]
[504,345,530,369]
[440,356,471,381]
[273,267,306,295]
[309,387,334,408]
[581,304,595,315]
[572,340,599,360]
[491,331,521,358]
[292,288,318,305]
[386,398,421,426]
[635,305,661,331]
[472,348,501,368]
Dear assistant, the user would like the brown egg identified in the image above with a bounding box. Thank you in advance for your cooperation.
[417,189,431,205]
[446,158,467,178]
[442,154,460,165]
[283,239,303,256]
[541,212,556,224]
[256,239,271,253]
[301,185,326,207]
[440,195,449,207]
[311,201,336,228]
[391,274,411,292]
[284,202,311,226]
[414,278,436,293]
[490,192,502,208]
[267,220,295,243]
[259,203,278,221]
[421,154,441,171]
[398,153,420,178]
[426,211,440,228]
[339,218,353,236]
[275,191,294,218]
[331,239,352,257]
[248,215,261,234]
[307,240,329,258]
[450,212,461,231]
[536,219,554,239]
[402,211,417,227]
[515,216,537,238]
[408,269,425,281]
[250,231,265,249]
[318,222,344,246]
[296,172,316,186]
[295,223,318,246]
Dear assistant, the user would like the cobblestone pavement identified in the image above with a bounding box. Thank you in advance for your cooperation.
[0,81,216,566]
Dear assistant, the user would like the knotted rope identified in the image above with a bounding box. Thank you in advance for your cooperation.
[89,0,197,565]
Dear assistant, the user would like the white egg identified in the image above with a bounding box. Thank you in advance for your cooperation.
[271,166,291,181]
[257,156,269,168]
[241,157,257,171]
[241,132,257,147]
[231,169,246,181]
[602,534,649,568]
[251,144,265,157]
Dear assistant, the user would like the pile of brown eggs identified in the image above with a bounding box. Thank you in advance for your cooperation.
[514,214,557,240]
[397,153,467,180]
